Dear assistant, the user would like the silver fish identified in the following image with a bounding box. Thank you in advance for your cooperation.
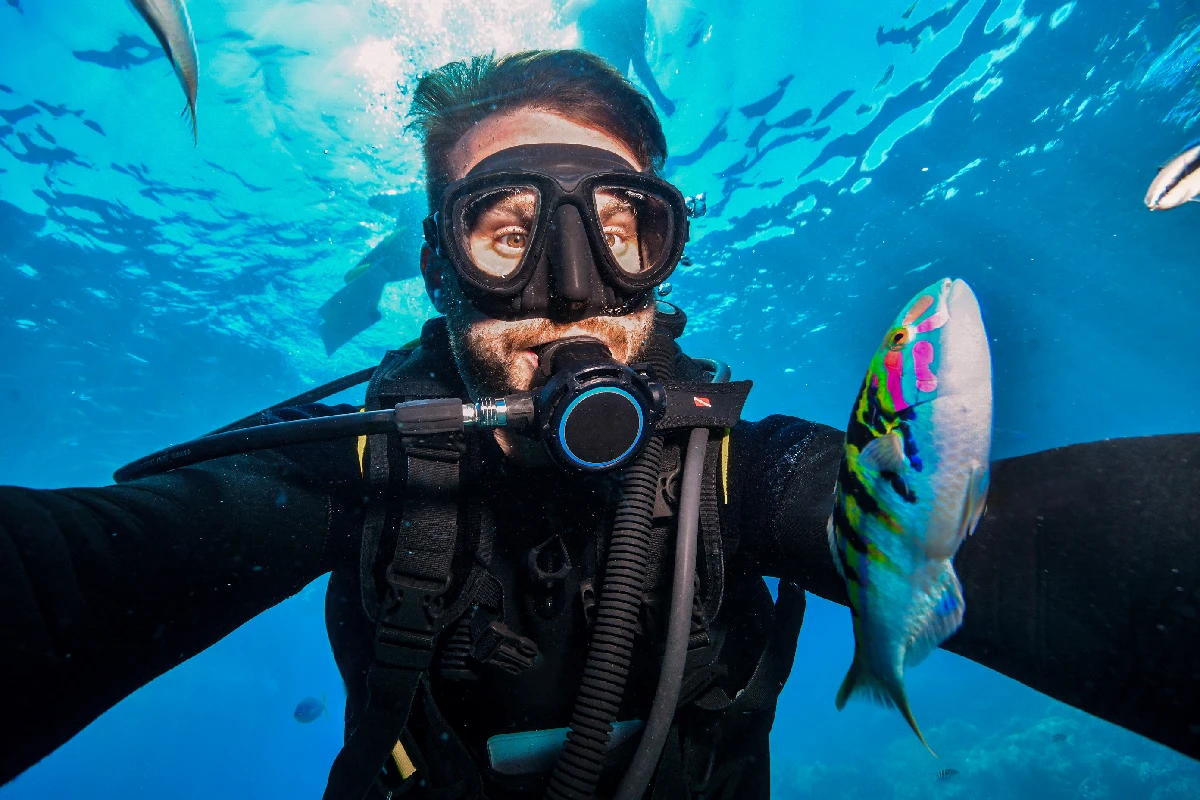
[130,0,199,143]
[1145,140,1200,210]
[827,278,992,754]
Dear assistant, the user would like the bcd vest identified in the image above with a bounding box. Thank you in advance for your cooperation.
[322,312,806,800]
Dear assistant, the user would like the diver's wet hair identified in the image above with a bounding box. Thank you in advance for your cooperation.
[409,50,668,210]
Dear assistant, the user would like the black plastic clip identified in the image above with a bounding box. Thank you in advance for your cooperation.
[580,578,597,628]
[653,461,683,521]
[374,576,450,669]
[472,621,539,675]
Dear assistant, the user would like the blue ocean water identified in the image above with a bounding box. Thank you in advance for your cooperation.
[2,0,1200,797]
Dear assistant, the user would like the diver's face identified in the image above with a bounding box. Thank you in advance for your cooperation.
[433,109,656,399]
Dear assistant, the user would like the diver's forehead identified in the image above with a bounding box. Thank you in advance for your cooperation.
[446,109,643,181]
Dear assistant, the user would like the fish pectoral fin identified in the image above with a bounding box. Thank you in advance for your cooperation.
[924,465,989,561]
[826,513,846,579]
[959,466,990,541]
[858,432,908,476]
[904,564,965,669]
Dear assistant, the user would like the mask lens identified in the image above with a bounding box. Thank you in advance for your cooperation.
[593,186,675,276]
[457,186,540,278]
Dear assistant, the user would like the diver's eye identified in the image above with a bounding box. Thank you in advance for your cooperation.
[889,328,909,348]
[500,232,527,250]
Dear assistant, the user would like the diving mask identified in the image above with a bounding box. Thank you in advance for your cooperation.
[422,143,689,320]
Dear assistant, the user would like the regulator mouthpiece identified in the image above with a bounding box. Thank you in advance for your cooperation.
[532,337,665,472]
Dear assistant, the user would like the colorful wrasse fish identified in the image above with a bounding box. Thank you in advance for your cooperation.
[827,277,992,754]
[130,0,199,143]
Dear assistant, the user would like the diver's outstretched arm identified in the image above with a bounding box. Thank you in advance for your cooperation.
[944,434,1200,760]
[742,423,1200,761]
[0,416,363,786]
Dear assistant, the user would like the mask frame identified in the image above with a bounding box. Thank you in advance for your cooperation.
[422,144,689,319]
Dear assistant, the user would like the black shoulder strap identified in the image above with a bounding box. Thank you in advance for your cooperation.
[325,448,463,799]
[325,317,469,800]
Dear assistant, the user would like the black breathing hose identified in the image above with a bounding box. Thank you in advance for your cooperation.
[544,434,665,800]
[544,330,679,800]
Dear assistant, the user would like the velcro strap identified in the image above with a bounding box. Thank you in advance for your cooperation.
[394,453,460,584]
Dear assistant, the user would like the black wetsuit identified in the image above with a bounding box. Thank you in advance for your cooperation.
[3,354,1200,794]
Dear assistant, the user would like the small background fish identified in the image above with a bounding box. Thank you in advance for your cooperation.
[1145,139,1200,210]
[935,767,960,780]
[293,693,327,724]
[827,278,993,753]
[130,0,199,143]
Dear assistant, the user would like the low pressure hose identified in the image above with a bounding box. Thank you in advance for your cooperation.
[612,426,709,800]
[545,434,665,800]
[613,358,728,800]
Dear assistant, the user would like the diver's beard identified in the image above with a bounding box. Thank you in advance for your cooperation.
[441,281,655,399]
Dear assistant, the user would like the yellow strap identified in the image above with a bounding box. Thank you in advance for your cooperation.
[720,427,731,506]
[356,408,368,477]
[392,740,417,779]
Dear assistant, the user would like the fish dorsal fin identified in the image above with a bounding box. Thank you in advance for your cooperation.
[858,431,908,475]
[1162,139,1200,169]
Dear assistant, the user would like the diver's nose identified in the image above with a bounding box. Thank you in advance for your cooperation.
[546,204,594,305]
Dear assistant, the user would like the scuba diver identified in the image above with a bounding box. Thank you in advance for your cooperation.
[2,49,1200,800]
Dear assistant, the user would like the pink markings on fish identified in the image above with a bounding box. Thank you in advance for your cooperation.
[884,350,909,410]
[916,309,949,333]
[913,340,937,392]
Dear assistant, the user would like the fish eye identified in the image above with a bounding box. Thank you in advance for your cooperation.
[889,328,909,348]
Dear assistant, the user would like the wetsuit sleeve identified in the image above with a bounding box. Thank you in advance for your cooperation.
[734,418,1200,760]
[0,407,366,785]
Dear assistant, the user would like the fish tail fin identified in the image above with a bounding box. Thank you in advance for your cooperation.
[835,649,936,757]
[833,650,865,711]
[835,648,898,710]
[180,101,197,145]
[899,703,937,757]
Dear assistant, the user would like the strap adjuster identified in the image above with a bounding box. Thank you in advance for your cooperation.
[374,623,438,670]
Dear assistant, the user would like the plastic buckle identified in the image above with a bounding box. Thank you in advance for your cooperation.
[374,576,449,669]
[472,621,539,675]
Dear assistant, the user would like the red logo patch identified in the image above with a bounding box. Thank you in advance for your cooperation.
[693,396,712,408]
